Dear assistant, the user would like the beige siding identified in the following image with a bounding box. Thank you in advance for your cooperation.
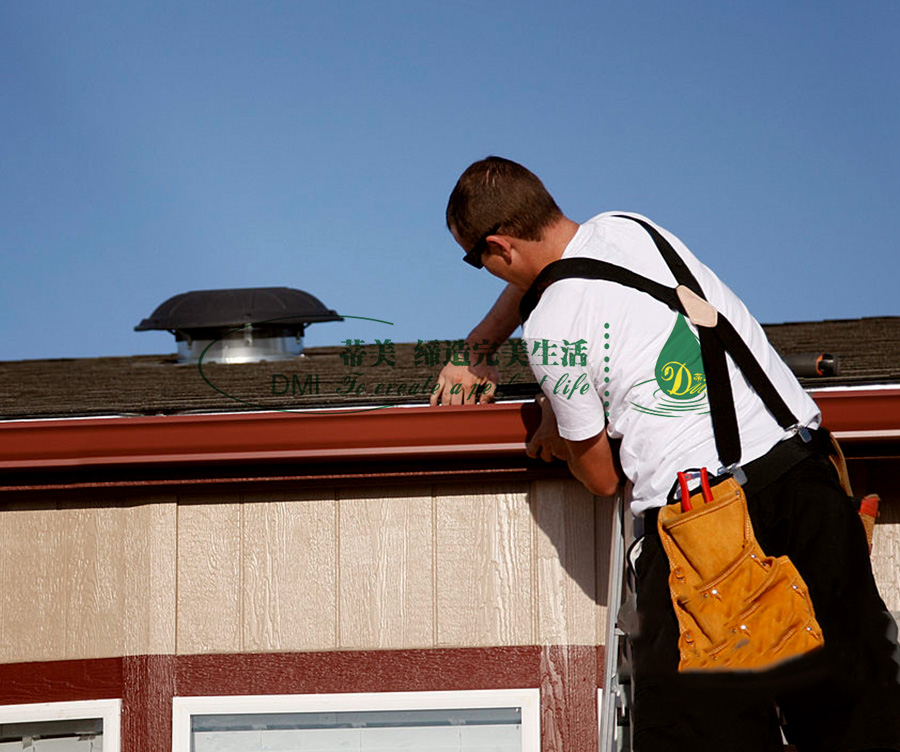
[0,501,70,663]
[4,477,897,665]
[176,496,243,654]
[532,480,602,646]
[872,501,900,614]
[242,490,338,653]
[337,486,434,650]
[435,483,535,647]
[595,491,617,644]
[64,502,128,659]
[123,498,178,655]
[0,480,612,663]
[0,496,177,664]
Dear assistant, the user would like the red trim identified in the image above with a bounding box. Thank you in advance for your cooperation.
[541,645,600,752]
[0,647,606,702]
[810,388,900,435]
[123,655,176,752]
[0,657,122,705]
[177,646,546,696]
[1,388,898,475]
[0,647,604,752]
[0,403,537,471]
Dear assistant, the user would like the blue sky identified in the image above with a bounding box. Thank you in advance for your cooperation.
[2,1,898,361]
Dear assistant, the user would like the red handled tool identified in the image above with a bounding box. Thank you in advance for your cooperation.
[678,472,692,512]
[678,468,714,513]
[700,467,712,503]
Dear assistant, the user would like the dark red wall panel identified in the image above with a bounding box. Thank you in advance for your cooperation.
[0,646,606,751]
[177,646,545,696]
[122,655,176,752]
[0,657,122,705]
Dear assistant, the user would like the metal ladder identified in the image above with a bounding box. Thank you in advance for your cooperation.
[599,491,633,752]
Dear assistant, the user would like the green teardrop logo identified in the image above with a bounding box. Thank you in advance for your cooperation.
[654,314,706,401]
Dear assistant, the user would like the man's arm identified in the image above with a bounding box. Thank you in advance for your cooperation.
[431,283,524,406]
[565,430,621,497]
[526,394,622,495]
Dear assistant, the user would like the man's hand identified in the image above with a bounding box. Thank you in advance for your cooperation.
[526,394,569,462]
[430,361,500,406]
[429,283,523,407]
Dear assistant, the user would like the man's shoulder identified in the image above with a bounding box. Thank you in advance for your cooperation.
[581,210,656,227]
[522,271,615,342]
[572,211,668,255]
[523,280,590,340]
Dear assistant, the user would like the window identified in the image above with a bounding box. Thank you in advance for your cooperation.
[0,699,120,752]
[173,689,539,752]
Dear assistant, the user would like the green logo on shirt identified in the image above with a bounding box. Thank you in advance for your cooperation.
[655,314,707,400]
[629,314,708,417]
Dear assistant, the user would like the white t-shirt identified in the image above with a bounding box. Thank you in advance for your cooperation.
[523,212,820,516]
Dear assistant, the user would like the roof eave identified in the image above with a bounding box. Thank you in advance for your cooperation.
[1,387,898,473]
[0,403,538,471]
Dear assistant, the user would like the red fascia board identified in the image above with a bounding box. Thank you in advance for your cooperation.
[0,389,898,472]
[0,404,536,470]
[810,388,900,436]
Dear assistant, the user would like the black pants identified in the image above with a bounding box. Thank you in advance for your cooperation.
[632,450,900,752]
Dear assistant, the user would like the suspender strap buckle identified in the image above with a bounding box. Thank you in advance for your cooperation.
[675,285,718,328]
[793,424,812,443]
[717,463,748,486]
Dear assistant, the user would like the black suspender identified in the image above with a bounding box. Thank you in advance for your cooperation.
[519,215,800,472]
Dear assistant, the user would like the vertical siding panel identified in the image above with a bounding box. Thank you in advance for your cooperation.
[532,480,598,646]
[854,460,900,613]
[64,502,127,659]
[0,502,68,664]
[595,495,617,646]
[338,487,433,650]
[122,653,176,752]
[176,496,242,654]
[435,483,533,647]
[540,644,600,752]
[124,497,177,656]
[242,490,337,652]
[871,503,900,613]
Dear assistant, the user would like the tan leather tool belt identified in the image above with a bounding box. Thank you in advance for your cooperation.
[657,475,824,672]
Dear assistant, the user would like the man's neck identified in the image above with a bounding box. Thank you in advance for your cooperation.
[517,217,580,285]
[541,217,580,260]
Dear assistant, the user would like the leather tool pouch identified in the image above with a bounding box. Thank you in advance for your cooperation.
[658,476,824,671]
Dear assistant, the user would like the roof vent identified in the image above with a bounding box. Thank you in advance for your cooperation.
[135,287,343,364]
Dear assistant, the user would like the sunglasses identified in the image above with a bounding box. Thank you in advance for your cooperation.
[463,224,500,269]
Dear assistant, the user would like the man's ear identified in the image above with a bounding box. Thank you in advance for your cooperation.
[485,234,515,263]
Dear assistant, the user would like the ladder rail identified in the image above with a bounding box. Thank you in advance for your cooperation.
[599,490,628,751]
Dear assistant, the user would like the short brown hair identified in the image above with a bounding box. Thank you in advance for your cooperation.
[446,156,563,250]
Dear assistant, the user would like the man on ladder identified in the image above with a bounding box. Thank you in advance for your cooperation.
[435,156,900,751]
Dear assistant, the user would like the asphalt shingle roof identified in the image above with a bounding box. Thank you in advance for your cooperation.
[1,317,898,420]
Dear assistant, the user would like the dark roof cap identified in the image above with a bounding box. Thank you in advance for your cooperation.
[135,287,343,331]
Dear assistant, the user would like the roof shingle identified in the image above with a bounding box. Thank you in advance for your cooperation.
[1,317,898,420]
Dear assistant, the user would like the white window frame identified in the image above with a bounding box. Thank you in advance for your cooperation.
[173,688,540,752]
[0,698,121,752]
[597,687,603,741]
